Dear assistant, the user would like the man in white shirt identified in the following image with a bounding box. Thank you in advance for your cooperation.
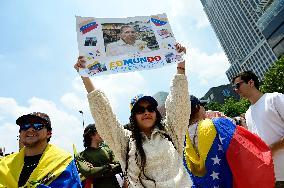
[232,70,284,188]
[106,25,151,56]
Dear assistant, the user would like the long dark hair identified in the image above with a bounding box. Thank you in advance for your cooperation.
[125,107,172,187]
[189,104,201,125]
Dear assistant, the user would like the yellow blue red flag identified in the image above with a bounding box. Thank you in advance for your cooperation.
[183,118,275,188]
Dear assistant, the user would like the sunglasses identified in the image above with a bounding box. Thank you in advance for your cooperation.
[19,123,46,131]
[233,81,245,90]
[134,105,156,114]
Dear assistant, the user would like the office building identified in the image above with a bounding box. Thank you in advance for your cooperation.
[200,0,282,81]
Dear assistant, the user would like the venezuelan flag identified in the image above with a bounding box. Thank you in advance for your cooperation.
[183,118,275,188]
[0,144,82,188]
[79,20,98,34]
[151,17,168,26]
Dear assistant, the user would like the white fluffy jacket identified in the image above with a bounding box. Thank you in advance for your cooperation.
[87,74,192,188]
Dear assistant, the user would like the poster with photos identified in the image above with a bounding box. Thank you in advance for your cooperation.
[76,13,183,77]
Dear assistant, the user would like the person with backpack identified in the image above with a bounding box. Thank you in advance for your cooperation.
[74,43,193,187]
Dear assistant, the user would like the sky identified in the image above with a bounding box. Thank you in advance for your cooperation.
[0,0,231,154]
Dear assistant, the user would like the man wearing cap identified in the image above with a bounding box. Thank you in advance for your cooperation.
[183,95,275,187]
[0,112,82,187]
[75,124,122,188]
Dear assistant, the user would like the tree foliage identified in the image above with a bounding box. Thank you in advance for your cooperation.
[205,101,222,112]
[260,55,284,93]
[206,97,250,118]
[222,97,250,118]
[221,98,240,118]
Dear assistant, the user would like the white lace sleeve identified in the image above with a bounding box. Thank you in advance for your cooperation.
[164,74,190,155]
[87,90,130,165]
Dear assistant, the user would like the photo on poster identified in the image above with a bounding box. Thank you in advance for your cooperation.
[84,37,97,46]
[157,29,173,39]
[85,58,107,74]
[102,21,159,57]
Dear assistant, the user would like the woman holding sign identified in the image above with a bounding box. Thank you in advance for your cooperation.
[74,44,193,188]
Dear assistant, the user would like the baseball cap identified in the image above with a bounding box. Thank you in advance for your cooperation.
[16,112,51,127]
[190,95,207,111]
[130,94,158,112]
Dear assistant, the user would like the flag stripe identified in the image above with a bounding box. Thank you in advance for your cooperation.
[226,126,275,188]
[80,22,98,34]
[151,18,167,26]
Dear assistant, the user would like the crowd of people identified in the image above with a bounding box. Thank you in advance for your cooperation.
[0,44,283,188]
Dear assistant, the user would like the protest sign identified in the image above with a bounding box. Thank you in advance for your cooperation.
[76,13,183,76]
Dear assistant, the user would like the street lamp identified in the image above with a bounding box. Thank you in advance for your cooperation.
[79,110,85,128]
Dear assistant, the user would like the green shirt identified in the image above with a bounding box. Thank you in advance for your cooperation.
[75,145,122,188]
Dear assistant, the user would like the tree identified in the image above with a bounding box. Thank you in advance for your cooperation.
[260,55,284,93]
[220,97,250,118]
[237,98,250,112]
[205,101,222,112]
[221,98,240,118]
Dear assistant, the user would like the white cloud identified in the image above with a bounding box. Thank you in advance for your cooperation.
[0,122,19,154]
[169,0,209,28]
[200,78,209,85]
[60,92,88,112]
[0,97,28,119]
[185,47,230,84]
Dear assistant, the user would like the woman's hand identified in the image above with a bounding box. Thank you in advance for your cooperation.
[175,43,186,54]
[74,56,86,72]
[74,56,95,93]
[175,43,187,74]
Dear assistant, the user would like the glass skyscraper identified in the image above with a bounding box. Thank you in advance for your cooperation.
[200,0,283,82]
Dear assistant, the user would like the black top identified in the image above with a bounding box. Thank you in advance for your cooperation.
[18,154,42,187]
